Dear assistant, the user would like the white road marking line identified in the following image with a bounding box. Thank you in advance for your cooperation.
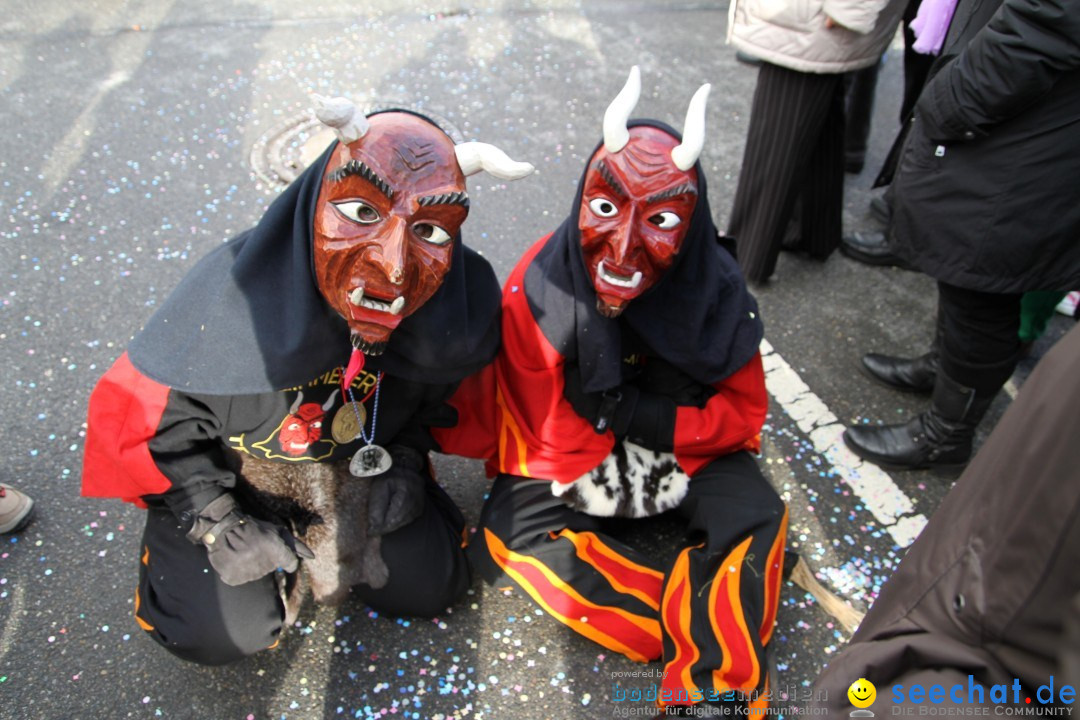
[762,434,874,613]
[0,582,24,664]
[761,340,927,547]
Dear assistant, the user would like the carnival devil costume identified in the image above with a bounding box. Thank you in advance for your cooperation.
[469,68,788,711]
[81,100,532,665]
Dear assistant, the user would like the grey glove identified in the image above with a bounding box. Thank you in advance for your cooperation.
[367,445,428,537]
[185,493,314,586]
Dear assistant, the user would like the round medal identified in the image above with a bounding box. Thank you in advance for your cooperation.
[332,401,366,443]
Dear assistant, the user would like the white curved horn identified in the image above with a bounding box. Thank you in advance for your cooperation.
[603,66,641,154]
[289,390,304,415]
[311,93,370,145]
[455,142,535,181]
[671,83,710,171]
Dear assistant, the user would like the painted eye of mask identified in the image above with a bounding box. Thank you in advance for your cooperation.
[413,223,452,245]
[332,200,381,224]
[588,197,619,217]
[650,211,682,229]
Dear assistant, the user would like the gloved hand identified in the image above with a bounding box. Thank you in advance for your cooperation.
[565,379,639,436]
[638,358,712,408]
[562,365,640,435]
[563,365,678,450]
[367,445,428,537]
[185,493,314,586]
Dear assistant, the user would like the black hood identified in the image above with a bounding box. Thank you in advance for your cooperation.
[524,119,763,392]
[128,117,500,394]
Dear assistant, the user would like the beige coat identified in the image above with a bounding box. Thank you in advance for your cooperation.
[727,0,908,73]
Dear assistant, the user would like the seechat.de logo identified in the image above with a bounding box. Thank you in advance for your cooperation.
[890,675,1076,714]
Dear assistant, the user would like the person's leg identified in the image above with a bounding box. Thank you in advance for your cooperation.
[843,60,882,174]
[728,63,844,283]
[844,283,1023,472]
[1018,290,1069,345]
[659,452,788,709]
[352,478,470,618]
[799,76,847,260]
[471,475,666,663]
[937,282,1024,396]
[137,505,285,665]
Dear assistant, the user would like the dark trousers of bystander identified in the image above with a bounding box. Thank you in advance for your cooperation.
[937,281,1024,394]
[728,62,846,284]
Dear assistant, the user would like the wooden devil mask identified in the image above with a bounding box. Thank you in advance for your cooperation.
[578,67,710,318]
[311,99,533,354]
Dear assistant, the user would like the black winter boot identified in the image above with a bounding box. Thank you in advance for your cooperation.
[860,350,938,393]
[860,307,945,393]
[842,373,995,473]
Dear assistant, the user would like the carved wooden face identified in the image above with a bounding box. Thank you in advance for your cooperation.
[313,112,469,348]
[578,125,698,318]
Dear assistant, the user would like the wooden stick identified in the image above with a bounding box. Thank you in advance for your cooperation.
[789,556,865,635]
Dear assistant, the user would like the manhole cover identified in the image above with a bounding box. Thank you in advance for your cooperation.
[250,101,465,190]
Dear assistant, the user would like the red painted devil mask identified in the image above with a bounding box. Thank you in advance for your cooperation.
[580,67,710,318]
[311,101,533,354]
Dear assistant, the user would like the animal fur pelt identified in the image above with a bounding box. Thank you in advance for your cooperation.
[552,439,691,517]
[230,451,388,624]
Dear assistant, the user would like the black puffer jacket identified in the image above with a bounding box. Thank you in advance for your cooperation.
[888,0,1080,293]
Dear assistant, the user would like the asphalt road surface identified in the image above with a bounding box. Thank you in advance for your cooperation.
[0,2,1072,719]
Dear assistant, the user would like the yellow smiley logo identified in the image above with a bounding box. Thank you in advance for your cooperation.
[848,678,876,708]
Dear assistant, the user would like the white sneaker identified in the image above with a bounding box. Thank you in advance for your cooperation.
[1055,291,1079,318]
[0,483,34,534]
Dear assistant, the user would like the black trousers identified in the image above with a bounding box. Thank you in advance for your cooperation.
[135,479,469,665]
[844,60,882,168]
[937,281,1024,394]
[900,0,935,124]
[470,452,787,707]
[728,62,846,284]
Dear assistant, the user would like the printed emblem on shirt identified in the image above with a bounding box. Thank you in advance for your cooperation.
[230,368,379,461]
[273,388,338,457]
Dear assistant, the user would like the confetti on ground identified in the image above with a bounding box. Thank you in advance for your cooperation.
[0,4,985,718]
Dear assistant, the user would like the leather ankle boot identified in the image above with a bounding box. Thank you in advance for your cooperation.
[861,306,945,393]
[842,373,995,473]
[860,351,938,393]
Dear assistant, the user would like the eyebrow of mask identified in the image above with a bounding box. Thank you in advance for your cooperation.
[327,160,395,200]
[418,191,470,209]
[595,161,627,198]
[646,183,697,204]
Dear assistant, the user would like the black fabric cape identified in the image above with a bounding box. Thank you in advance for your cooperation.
[128,119,500,395]
[524,119,763,393]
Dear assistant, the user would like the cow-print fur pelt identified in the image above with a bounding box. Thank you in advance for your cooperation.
[229,451,388,625]
[551,440,690,517]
